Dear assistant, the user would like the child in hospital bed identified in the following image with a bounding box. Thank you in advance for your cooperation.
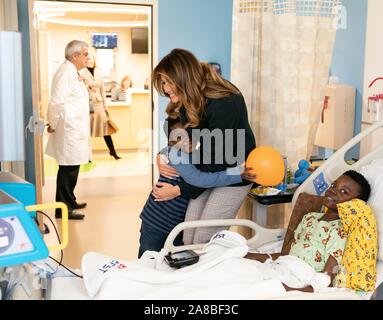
[138,118,250,257]
[245,170,378,293]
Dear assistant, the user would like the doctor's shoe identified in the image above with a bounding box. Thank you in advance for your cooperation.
[55,210,85,220]
[72,202,87,209]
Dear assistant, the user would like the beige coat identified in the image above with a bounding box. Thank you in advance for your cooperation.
[45,60,91,165]
[80,67,113,137]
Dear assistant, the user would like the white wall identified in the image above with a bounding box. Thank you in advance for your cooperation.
[43,23,150,89]
[362,0,383,122]
[360,0,383,157]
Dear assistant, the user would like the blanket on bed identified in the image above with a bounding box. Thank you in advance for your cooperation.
[81,231,331,300]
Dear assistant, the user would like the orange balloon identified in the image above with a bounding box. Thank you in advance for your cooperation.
[246,146,285,186]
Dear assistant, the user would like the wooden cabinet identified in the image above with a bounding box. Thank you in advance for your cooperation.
[129,92,152,150]
[91,90,151,151]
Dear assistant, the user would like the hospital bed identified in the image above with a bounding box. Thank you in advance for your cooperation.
[3,120,383,300]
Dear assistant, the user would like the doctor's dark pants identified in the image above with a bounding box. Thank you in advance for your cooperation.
[55,165,80,215]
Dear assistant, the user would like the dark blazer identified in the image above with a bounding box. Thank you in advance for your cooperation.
[179,93,256,198]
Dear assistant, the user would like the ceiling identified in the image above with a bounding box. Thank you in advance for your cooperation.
[34,1,150,27]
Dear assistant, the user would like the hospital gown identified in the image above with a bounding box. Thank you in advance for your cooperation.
[289,212,347,272]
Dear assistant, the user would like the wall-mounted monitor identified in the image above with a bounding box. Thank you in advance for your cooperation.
[131,28,148,54]
[92,32,118,49]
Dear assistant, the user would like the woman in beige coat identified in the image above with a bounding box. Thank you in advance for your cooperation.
[80,54,121,160]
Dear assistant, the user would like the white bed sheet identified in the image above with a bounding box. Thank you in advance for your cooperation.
[50,277,91,300]
[49,258,383,300]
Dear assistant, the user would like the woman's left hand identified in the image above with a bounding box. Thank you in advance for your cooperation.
[152,182,181,201]
[241,167,257,182]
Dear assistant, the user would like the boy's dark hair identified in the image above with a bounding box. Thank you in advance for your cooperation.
[163,117,181,138]
[343,170,371,202]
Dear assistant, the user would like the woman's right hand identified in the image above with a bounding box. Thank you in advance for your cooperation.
[157,153,179,179]
[156,153,179,179]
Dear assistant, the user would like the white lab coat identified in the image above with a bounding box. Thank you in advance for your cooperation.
[45,60,91,165]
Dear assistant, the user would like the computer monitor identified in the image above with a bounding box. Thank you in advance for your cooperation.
[92,32,118,49]
[131,28,148,54]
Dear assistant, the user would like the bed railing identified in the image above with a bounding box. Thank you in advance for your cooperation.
[163,218,286,252]
[292,120,383,208]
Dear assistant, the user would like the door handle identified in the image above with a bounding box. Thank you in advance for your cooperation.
[26,110,45,136]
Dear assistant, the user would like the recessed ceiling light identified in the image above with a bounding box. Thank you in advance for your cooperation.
[38,17,149,28]
[34,2,150,15]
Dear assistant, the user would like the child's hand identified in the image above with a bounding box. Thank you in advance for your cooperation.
[156,154,179,179]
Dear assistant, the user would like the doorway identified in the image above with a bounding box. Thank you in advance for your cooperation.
[30,0,157,267]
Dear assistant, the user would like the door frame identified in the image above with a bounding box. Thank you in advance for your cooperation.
[27,0,44,204]
[28,0,159,200]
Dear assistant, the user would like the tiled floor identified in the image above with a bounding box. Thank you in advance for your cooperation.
[43,151,152,269]
[44,150,152,179]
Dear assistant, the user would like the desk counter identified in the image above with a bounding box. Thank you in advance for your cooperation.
[91,89,151,151]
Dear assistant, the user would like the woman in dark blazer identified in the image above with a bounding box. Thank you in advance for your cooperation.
[151,48,256,245]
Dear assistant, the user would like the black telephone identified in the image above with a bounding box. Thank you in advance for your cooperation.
[164,250,200,269]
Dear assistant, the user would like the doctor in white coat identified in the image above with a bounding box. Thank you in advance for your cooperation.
[46,40,91,220]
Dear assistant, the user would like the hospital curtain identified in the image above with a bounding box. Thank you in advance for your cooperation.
[231,0,342,167]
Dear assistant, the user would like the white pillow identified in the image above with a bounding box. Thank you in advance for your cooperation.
[359,161,383,261]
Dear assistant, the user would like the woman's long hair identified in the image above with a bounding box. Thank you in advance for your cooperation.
[86,53,96,76]
[152,48,239,128]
